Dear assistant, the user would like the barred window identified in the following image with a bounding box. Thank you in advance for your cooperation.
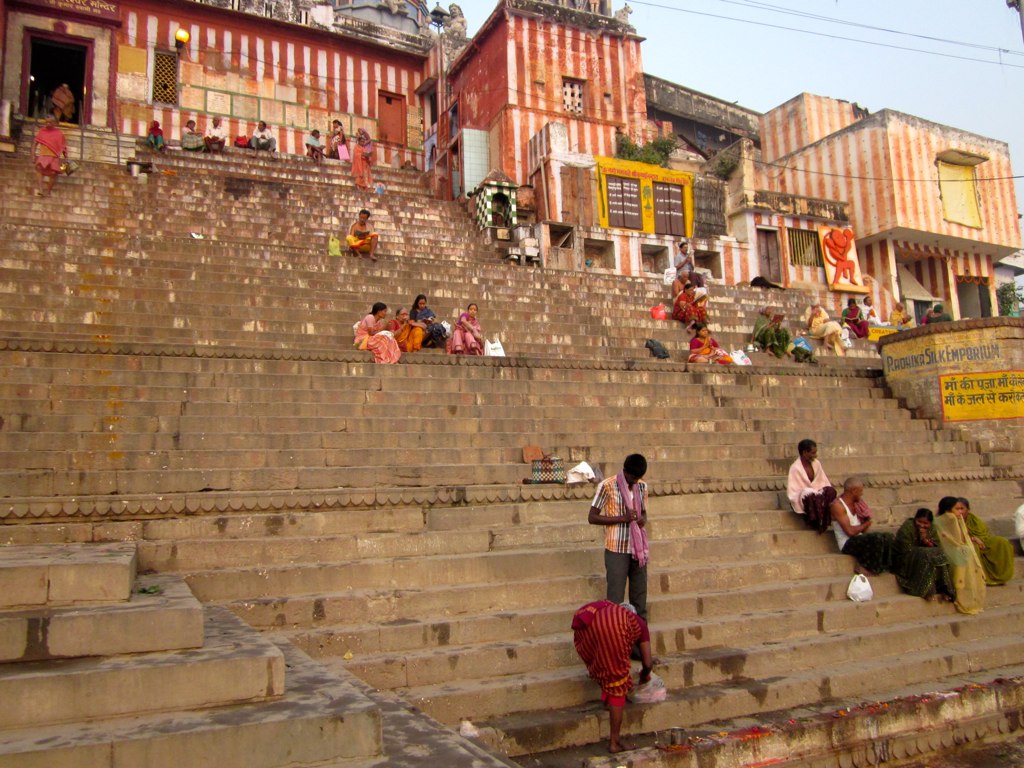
[787,228,823,267]
[151,51,178,105]
[562,78,584,115]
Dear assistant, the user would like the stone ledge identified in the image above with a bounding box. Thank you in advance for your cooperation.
[0,337,882,378]
[3,465,1021,523]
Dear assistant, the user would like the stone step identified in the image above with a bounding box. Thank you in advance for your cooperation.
[0,543,136,609]
[0,636,383,768]
[426,619,1024,751]
[0,342,881,379]
[489,651,1024,765]
[508,661,1024,765]
[281,570,895,658]
[0,574,203,663]
[343,586,1024,696]
[0,607,283,731]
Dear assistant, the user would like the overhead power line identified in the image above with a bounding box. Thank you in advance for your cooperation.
[628,0,1024,69]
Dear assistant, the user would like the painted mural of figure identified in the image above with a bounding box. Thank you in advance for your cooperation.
[823,227,858,287]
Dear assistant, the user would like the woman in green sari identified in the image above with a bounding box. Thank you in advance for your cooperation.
[953,497,1015,585]
[751,307,791,359]
[934,497,986,614]
[892,509,955,601]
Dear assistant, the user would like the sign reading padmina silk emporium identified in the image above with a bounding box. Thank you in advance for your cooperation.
[595,157,694,237]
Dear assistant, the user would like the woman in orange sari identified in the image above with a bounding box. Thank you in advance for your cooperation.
[354,302,401,364]
[388,307,428,353]
[688,323,733,364]
[33,117,68,197]
[352,129,374,190]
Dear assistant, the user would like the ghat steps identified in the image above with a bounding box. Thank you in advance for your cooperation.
[0,136,1021,766]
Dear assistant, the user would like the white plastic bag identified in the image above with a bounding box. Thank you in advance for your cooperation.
[846,573,873,602]
[631,672,667,704]
[566,461,596,485]
[662,267,676,286]
[730,349,753,366]
[484,339,506,357]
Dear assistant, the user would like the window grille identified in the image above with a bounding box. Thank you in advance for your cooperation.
[151,51,178,105]
[787,228,823,267]
[562,79,584,114]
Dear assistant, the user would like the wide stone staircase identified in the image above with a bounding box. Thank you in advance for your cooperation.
[1,136,1022,766]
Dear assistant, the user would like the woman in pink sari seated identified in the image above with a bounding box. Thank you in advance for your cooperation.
[33,117,68,197]
[841,298,869,339]
[687,323,732,364]
[447,303,484,356]
[354,302,401,364]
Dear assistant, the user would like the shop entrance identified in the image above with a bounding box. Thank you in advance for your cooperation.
[27,36,89,124]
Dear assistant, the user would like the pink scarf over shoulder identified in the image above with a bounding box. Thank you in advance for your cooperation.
[616,471,648,568]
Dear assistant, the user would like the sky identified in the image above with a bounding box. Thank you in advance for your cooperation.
[459,0,1024,245]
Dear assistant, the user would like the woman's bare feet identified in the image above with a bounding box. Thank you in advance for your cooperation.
[609,739,636,754]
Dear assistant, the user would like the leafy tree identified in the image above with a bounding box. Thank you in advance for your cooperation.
[615,133,677,167]
[996,280,1023,317]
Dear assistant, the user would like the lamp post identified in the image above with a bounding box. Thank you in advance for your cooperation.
[428,3,450,196]
[174,28,191,54]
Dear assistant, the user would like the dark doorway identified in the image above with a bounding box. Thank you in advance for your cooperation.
[28,37,88,124]
[757,228,783,284]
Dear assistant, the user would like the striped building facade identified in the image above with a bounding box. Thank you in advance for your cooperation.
[3,0,430,167]
[758,94,1020,321]
[442,0,647,197]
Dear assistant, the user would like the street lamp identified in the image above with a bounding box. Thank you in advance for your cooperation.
[174,28,191,53]
[429,2,449,32]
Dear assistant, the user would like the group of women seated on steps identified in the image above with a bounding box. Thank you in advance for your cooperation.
[786,438,1016,615]
[354,297,485,364]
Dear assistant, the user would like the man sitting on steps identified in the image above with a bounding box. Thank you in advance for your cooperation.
[830,476,895,576]
[250,121,277,157]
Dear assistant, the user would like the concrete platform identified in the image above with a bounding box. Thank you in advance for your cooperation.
[0,637,382,768]
[0,542,136,609]
[0,607,282,730]
[0,573,203,662]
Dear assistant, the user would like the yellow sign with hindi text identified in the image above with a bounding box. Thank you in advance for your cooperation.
[940,371,1024,422]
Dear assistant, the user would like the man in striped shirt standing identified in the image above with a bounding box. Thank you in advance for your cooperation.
[588,454,650,621]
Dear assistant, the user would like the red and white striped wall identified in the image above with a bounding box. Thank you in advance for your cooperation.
[116,1,426,165]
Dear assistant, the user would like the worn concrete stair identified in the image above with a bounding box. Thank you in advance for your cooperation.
[0,541,390,768]
[2,124,1023,768]
[0,634,384,768]
[0,573,203,662]
[0,542,136,608]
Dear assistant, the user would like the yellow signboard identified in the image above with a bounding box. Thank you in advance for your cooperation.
[867,326,898,342]
[940,371,1024,422]
[595,156,693,236]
